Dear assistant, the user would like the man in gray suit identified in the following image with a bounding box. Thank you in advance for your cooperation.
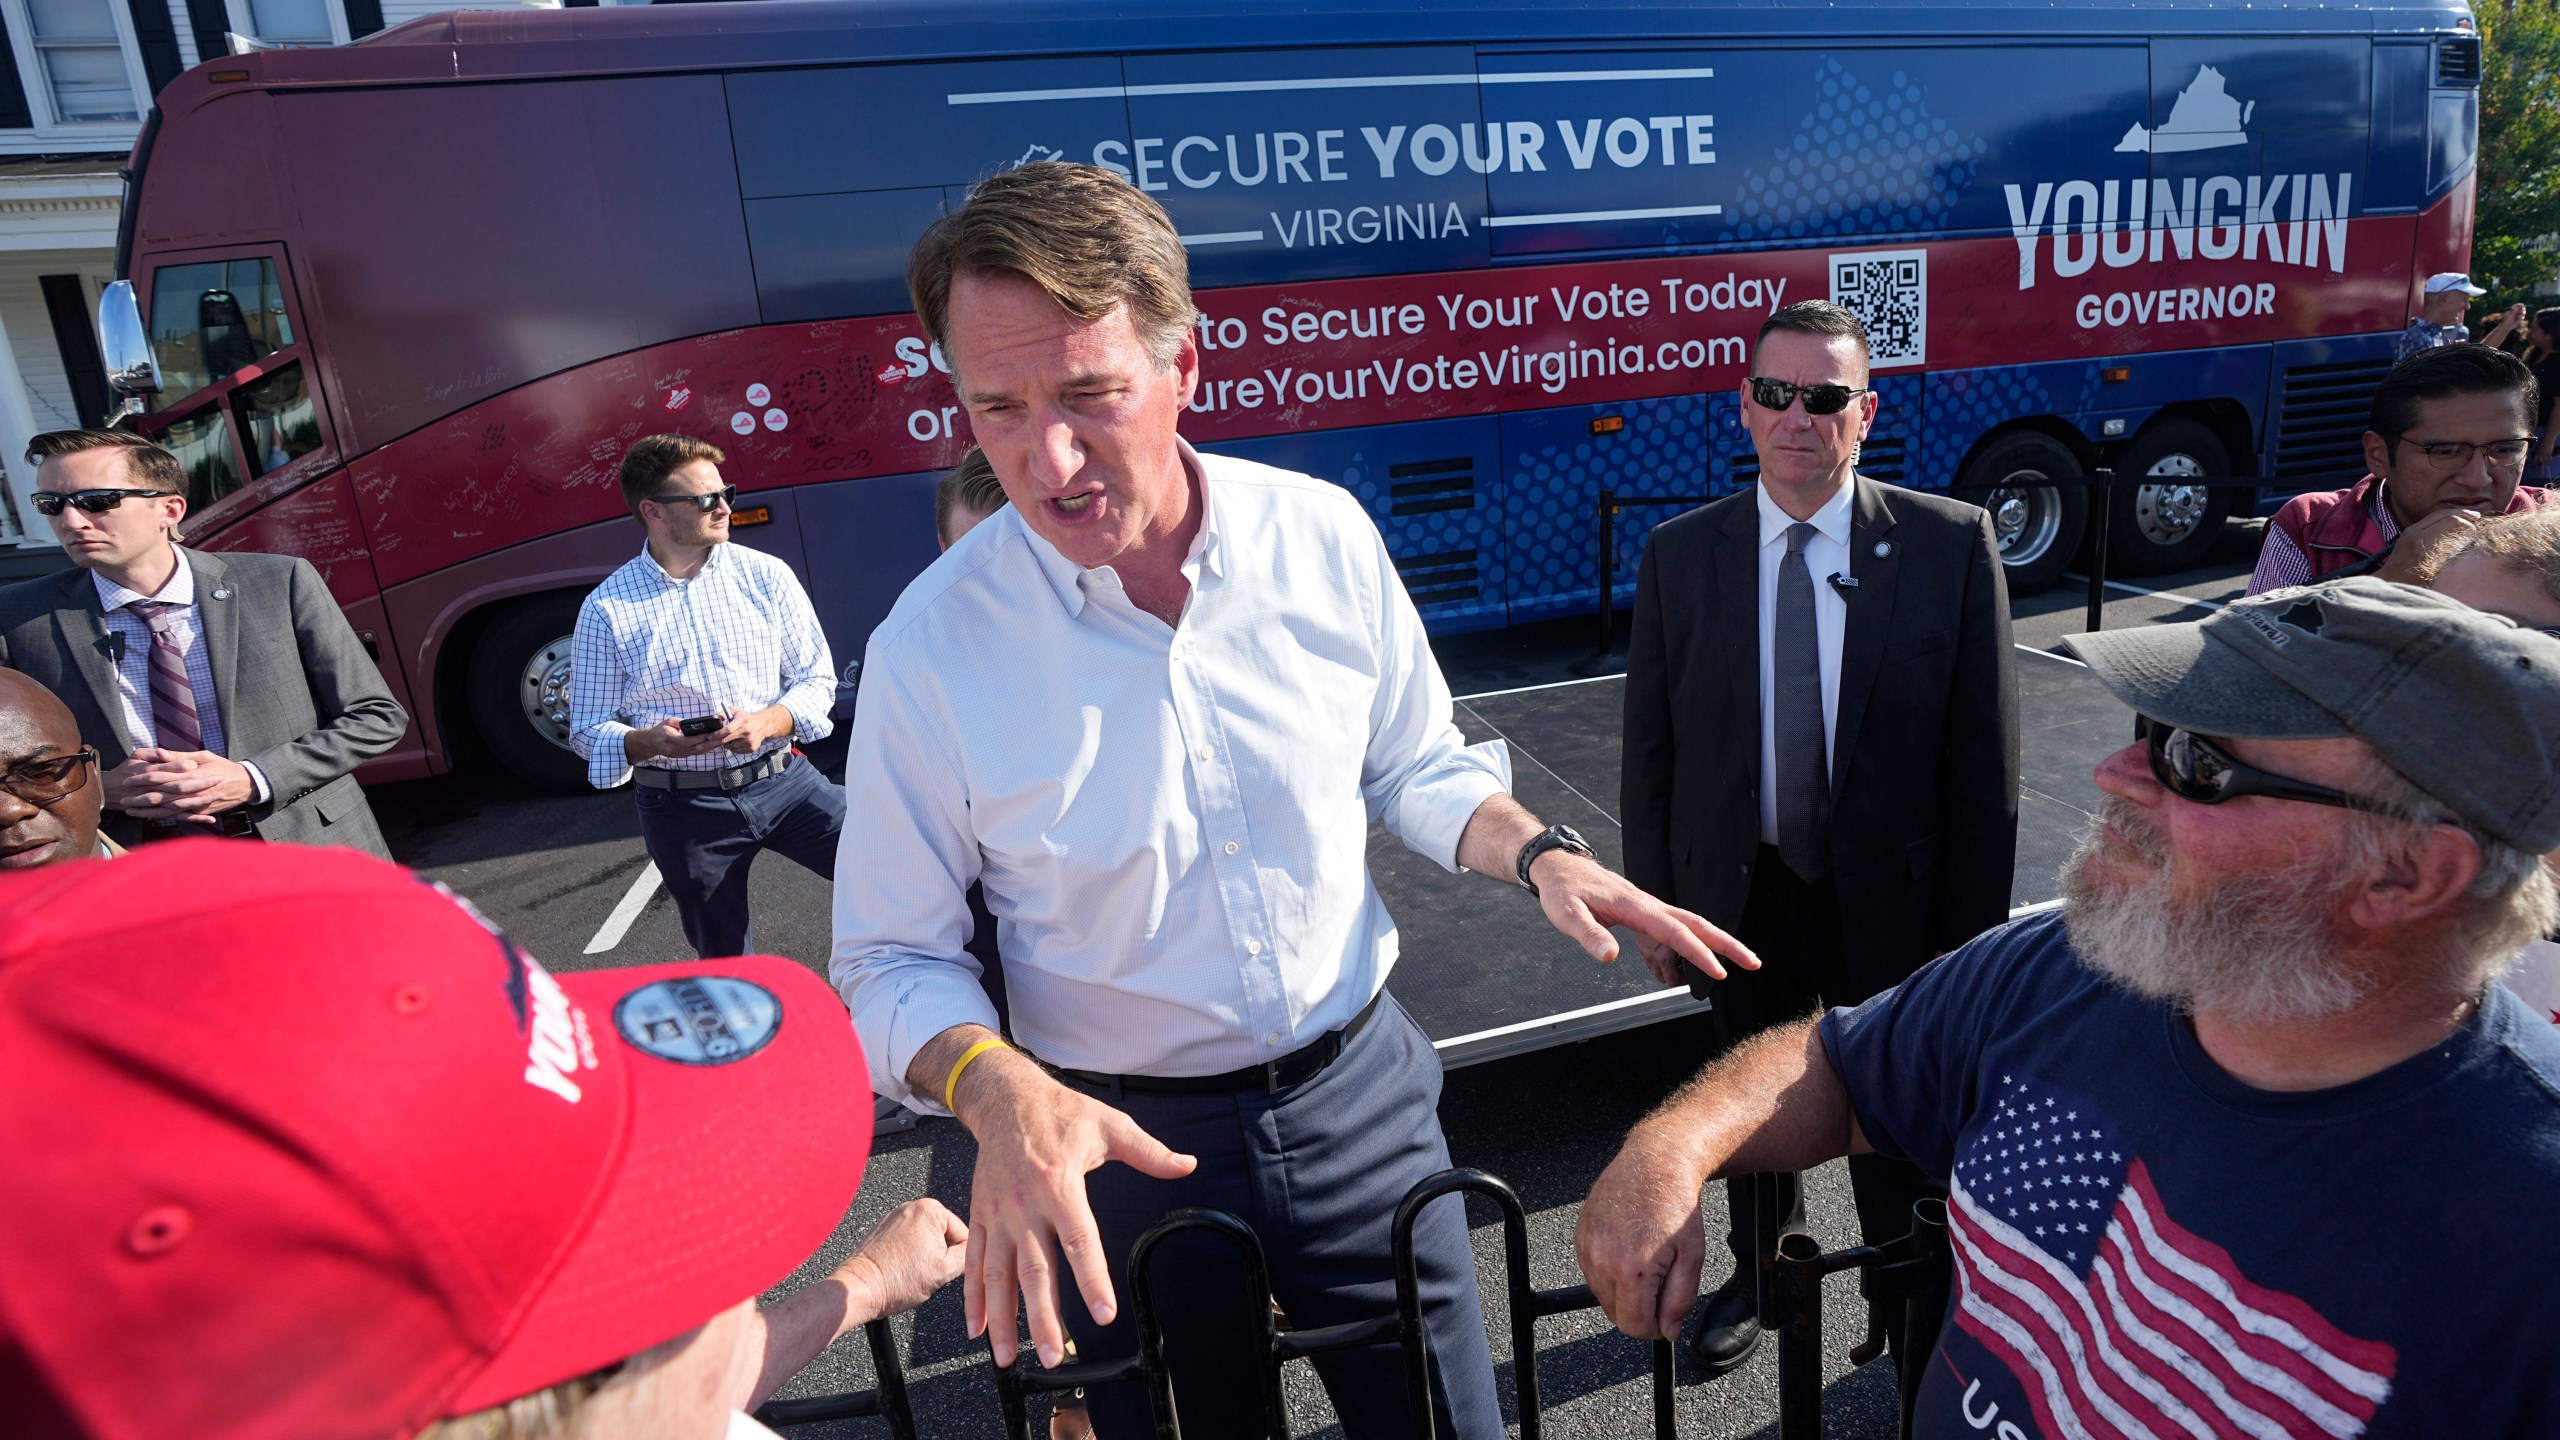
[0,429,405,856]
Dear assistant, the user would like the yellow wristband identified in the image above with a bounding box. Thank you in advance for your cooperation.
[942,1037,1012,1113]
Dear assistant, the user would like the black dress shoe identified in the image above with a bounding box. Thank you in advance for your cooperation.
[1685,1279,1763,1376]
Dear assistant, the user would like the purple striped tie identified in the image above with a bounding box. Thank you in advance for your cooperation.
[129,601,204,752]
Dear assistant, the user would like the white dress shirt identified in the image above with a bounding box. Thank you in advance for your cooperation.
[832,442,1511,1109]
[93,547,269,804]
[567,540,837,790]
[1755,479,1853,845]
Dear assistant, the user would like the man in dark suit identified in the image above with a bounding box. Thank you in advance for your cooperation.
[1621,301,2018,1371]
[0,429,406,856]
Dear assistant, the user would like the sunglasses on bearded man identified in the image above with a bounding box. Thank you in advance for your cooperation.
[2134,716,2396,817]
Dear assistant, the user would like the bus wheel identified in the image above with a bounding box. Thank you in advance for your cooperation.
[2107,419,2232,575]
[1956,432,2086,595]
[465,593,591,792]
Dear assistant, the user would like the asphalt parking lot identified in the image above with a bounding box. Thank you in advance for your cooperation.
[367,523,2260,1438]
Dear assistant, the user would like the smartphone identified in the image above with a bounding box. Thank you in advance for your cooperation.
[678,715,723,737]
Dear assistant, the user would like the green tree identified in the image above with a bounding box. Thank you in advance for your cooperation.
[2477,0,2560,317]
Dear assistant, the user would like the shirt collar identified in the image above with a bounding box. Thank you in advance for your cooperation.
[1755,475,1857,548]
[1022,438,1224,618]
[2367,479,2404,544]
[639,538,729,587]
[92,544,194,613]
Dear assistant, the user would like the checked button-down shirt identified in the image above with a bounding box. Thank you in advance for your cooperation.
[567,540,837,790]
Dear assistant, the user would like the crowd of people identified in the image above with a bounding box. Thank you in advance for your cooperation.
[2,160,2556,1437]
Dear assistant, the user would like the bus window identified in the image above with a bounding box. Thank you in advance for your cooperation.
[157,406,246,512]
[149,260,295,398]
[235,361,322,476]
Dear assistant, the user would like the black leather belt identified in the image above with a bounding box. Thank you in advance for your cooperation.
[1056,992,1383,1096]
[149,811,257,838]
[633,748,791,791]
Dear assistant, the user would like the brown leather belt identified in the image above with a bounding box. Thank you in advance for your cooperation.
[1054,992,1384,1096]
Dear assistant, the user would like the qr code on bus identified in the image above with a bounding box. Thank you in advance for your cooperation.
[1829,249,1926,366]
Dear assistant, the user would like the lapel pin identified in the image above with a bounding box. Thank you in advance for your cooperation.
[1873,542,1892,559]
[210,588,231,600]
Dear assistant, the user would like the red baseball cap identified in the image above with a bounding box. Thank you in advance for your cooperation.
[0,840,872,1438]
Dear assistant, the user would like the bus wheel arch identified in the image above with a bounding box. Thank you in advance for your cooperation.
[1954,427,2088,596]
[458,588,595,792]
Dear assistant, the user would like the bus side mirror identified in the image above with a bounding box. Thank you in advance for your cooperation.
[99,279,161,419]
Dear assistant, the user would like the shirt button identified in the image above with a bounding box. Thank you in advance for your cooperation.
[1266,1032,1286,1047]
[1198,745,1213,761]
[1224,841,1239,855]
[1246,939,1263,956]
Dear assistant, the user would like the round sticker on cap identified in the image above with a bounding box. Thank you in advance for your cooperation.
[612,976,782,1066]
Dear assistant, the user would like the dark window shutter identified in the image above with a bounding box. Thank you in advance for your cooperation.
[183,0,230,70]
[124,0,183,94]
[39,276,111,429]
[343,0,385,36]
[0,9,33,130]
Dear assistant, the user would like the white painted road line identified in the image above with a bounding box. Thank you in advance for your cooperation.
[2061,573,2233,610]
[585,862,663,955]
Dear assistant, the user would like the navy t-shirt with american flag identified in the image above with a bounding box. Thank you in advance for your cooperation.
[1821,910,2560,1440]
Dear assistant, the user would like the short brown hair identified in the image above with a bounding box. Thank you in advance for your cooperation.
[906,161,1198,376]
[617,434,724,518]
[2436,505,2560,603]
[934,447,1008,547]
[26,428,186,495]
[1753,300,1872,374]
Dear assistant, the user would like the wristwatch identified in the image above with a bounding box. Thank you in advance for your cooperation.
[1515,823,1596,897]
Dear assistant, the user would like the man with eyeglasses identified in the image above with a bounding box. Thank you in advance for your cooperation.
[568,433,843,959]
[0,428,404,856]
[1583,578,2560,1436]
[0,666,109,867]
[1620,299,2018,1372]
[2250,343,2548,595]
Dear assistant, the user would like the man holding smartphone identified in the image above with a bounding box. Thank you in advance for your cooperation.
[569,434,844,959]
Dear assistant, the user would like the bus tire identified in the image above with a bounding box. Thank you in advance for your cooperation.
[465,592,592,793]
[2106,418,2232,575]
[1955,432,2086,596]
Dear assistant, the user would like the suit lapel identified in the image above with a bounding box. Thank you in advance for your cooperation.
[1714,495,1760,751]
[1830,475,1901,795]
[49,569,135,761]
[190,548,243,742]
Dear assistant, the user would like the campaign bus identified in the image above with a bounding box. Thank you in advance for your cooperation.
[105,0,2482,788]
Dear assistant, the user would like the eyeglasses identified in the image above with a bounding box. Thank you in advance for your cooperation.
[0,747,99,806]
[2394,436,2535,471]
[2135,717,2393,816]
[30,488,173,516]
[1746,377,1871,416]
[646,486,737,514]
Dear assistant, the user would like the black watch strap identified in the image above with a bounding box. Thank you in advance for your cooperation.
[1515,823,1595,897]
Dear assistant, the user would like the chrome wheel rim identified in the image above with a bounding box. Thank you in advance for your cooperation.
[2133,454,2211,547]
[1983,474,2063,566]
[517,637,579,753]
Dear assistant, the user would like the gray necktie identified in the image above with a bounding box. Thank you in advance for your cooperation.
[1775,522,1832,882]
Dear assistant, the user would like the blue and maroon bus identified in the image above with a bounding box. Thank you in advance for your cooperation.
[106,0,2483,787]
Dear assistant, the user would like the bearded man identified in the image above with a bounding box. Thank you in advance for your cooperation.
[1576,577,2560,1435]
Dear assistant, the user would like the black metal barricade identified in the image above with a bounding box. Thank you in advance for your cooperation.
[1584,464,2279,663]
[988,1167,1677,1440]
[751,1316,919,1438]
[1766,1198,1953,1440]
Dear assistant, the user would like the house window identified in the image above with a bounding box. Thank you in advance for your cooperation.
[224,0,342,48]
[23,0,136,121]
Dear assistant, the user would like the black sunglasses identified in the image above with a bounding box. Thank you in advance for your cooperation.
[30,488,172,516]
[1747,377,1871,416]
[0,747,99,806]
[2135,716,2393,816]
[647,485,737,514]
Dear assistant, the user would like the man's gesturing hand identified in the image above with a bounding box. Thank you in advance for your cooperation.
[1532,850,1760,986]
[948,1043,1196,1368]
[1576,1122,1712,1341]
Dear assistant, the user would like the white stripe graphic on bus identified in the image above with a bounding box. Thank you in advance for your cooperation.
[947,67,1717,105]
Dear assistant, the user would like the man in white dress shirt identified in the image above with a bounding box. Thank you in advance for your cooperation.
[570,434,843,959]
[832,162,1754,1437]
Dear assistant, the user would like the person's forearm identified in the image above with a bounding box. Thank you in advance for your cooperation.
[1454,791,1544,882]
[746,1271,874,1410]
[1633,1019,1866,1183]
[907,1021,1050,1128]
